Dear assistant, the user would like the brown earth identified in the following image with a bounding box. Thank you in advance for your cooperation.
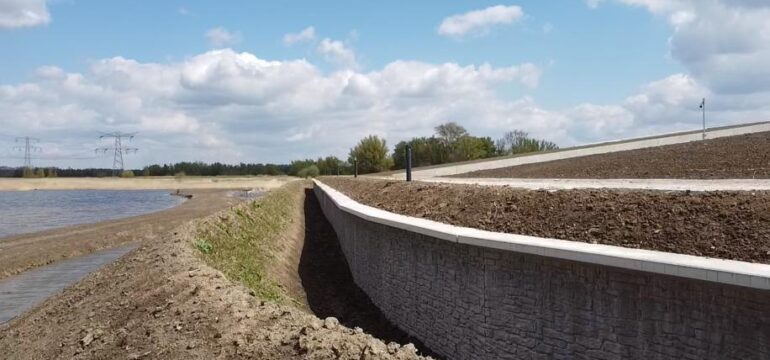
[321,178,770,264]
[454,132,770,179]
[0,183,430,359]
[0,189,243,280]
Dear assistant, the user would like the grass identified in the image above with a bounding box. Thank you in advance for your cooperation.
[192,180,304,303]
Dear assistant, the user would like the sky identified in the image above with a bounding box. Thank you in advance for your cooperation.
[0,0,769,168]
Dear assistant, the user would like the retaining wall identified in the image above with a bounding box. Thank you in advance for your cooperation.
[313,180,770,360]
[398,121,770,178]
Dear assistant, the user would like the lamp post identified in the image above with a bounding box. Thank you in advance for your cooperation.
[700,98,706,140]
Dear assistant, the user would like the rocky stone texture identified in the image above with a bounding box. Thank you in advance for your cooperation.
[315,185,770,360]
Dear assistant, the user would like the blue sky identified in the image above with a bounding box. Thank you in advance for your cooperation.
[0,0,768,167]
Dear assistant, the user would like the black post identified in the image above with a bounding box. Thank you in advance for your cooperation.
[354,158,358,178]
[405,144,413,182]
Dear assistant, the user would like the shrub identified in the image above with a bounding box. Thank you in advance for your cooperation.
[120,170,135,177]
[297,165,320,178]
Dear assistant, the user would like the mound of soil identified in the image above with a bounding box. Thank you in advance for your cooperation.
[454,132,770,179]
[321,178,770,264]
[0,189,428,359]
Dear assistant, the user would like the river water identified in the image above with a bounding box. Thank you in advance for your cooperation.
[0,190,186,238]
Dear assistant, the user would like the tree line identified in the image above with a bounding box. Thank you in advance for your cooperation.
[0,123,557,178]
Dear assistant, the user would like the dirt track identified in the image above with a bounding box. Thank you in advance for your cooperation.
[322,178,770,263]
[454,132,770,179]
[0,189,242,280]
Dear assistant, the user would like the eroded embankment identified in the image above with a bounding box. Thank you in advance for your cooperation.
[321,177,770,263]
[0,180,428,359]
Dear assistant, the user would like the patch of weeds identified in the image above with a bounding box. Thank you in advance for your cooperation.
[193,180,305,305]
[194,239,213,254]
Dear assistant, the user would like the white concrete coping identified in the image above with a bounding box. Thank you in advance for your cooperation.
[314,179,770,290]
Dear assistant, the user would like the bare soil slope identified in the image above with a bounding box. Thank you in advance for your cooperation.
[454,132,770,179]
[0,182,428,359]
[322,178,770,263]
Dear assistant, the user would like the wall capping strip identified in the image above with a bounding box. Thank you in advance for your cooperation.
[314,179,770,290]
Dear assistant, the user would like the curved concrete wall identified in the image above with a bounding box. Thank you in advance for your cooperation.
[392,121,770,179]
[314,180,770,360]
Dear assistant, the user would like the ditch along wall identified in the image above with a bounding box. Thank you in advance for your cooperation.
[313,180,770,360]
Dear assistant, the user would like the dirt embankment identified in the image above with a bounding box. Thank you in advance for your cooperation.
[0,181,429,359]
[0,189,242,280]
[454,132,770,179]
[321,178,770,263]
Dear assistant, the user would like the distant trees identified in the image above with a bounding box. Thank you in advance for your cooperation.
[495,130,558,155]
[348,135,392,174]
[0,123,560,178]
[392,123,498,169]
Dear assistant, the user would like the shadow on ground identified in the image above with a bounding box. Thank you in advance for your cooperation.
[298,189,439,358]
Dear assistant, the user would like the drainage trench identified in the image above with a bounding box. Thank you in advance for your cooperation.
[297,188,439,358]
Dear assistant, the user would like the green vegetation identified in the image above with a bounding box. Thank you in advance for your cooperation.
[496,130,558,155]
[1,123,557,178]
[120,170,135,177]
[193,181,303,303]
[391,123,556,170]
[194,239,213,254]
[297,165,320,178]
[348,135,393,174]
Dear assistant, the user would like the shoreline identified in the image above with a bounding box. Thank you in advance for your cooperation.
[0,176,293,191]
[0,177,295,280]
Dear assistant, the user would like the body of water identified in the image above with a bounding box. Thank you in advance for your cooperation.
[0,190,186,238]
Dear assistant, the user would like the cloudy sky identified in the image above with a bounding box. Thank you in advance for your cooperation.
[0,0,768,168]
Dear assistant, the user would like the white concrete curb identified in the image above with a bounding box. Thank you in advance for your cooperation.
[314,179,770,290]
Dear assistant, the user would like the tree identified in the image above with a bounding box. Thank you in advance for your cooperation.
[348,135,392,174]
[454,136,496,161]
[496,130,558,155]
[297,165,320,178]
[435,122,468,146]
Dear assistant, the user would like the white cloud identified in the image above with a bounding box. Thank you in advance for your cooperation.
[586,0,602,9]
[317,38,358,69]
[438,5,524,38]
[615,0,770,95]
[0,0,50,29]
[205,27,242,48]
[0,50,550,167]
[283,26,316,46]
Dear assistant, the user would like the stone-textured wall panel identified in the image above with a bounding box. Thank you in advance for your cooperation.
[314,185,770,360]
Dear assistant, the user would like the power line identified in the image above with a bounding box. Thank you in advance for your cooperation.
[13,137,41,168]
[95,132,138,175]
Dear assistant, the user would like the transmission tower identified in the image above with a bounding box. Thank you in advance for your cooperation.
[95,132,138,175]
[14,136,41,169]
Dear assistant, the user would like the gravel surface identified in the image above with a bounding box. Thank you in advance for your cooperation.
[453,132,770,179]
[321,178,770,264]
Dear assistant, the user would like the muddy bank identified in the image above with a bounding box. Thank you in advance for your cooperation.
[321,178,770,263]
[0,182,429,359]
[0,189,244,280]
[454,131,770,179]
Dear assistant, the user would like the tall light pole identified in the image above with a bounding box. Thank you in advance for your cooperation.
[700,98,706,140]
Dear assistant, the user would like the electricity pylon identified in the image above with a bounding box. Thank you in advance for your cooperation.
[14,136,41,169]
[95,132,138,175]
